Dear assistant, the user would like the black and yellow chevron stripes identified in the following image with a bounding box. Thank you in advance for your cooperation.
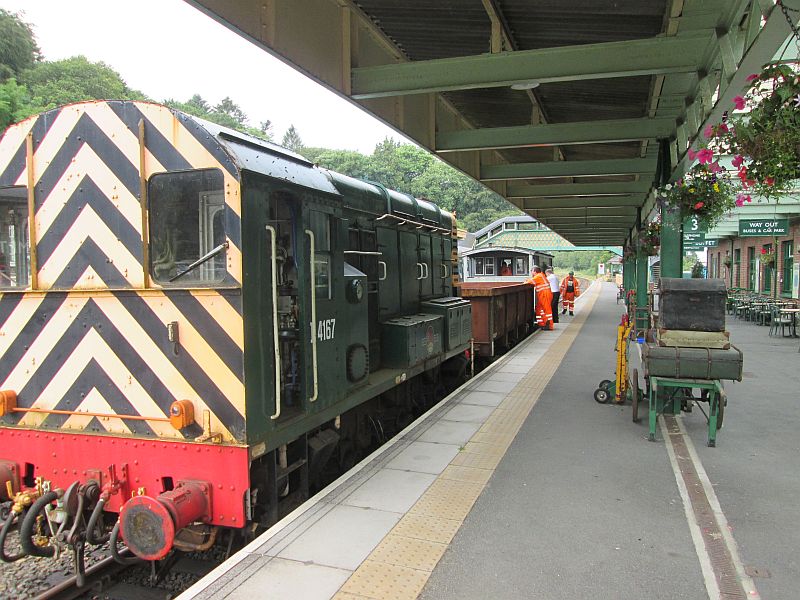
[0,290,244,442]
[0,101,247,441]
[0,101,243,289]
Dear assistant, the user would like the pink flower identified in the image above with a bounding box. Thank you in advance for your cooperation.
[731,155,743,168]
[694,202,705,210]
[733,95,746,110]
[697,148,714,164]
[687,148,698,161]
[735,197,744,207]
[746,73,759,82]
[704,124,715,139]
[766,176,775,186]
[717,123,729,133]
[735,192,751,207]
[709,161,722,173]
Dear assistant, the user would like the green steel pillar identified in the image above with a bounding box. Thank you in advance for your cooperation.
[623,257,635,291]
[635,252,649,333]
[660,208,682,278]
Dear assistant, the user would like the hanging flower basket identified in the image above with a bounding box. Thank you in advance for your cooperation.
[657,164,736,228]
[623,245,636,261]
[638,221,661,256]
[707,63,800,199]
[761,247,777,266]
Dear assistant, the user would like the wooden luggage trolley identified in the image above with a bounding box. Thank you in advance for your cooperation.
[635,279,743,447]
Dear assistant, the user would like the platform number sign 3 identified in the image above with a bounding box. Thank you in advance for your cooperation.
[318,318,336,341]
[687,217,700,232]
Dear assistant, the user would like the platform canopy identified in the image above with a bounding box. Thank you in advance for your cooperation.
[187,0,799,246]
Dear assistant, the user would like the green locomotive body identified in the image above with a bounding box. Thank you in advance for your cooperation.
[0,101,471,561]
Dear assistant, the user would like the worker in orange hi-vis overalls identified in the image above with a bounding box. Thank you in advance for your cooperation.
[560,271,581,316]
[526,266,554,330]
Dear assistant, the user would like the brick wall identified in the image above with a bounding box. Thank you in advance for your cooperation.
[706,222,800,297]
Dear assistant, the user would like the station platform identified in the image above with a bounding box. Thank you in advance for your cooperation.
[181,282,799,600]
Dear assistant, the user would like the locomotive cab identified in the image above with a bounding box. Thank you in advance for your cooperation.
[0,101,470,568]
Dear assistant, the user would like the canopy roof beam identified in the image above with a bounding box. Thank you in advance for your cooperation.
[508,180,652,198]
[518,196,644,210]
[437,118,677,152]
[351,31,714,99]
[481,158,658,181]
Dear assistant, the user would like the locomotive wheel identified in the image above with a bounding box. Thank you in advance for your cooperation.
[594,388,610,404]
[632,369,640,423]
[598,379,613,391]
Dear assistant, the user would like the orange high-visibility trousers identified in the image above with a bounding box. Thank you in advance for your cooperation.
[531,273,554,330]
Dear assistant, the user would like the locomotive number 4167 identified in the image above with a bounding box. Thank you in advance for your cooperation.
[317,318,336,341]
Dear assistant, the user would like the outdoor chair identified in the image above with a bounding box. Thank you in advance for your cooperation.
[770,305,794,337]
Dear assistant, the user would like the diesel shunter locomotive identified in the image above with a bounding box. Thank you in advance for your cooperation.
[0,101,473,568]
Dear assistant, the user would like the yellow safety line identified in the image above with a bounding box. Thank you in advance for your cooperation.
[334,283,602,600]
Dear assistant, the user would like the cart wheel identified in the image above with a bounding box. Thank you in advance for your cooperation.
[716,391,726,430]
[594,388,610,404]
[598,379,613,391]
[631,369,640,423]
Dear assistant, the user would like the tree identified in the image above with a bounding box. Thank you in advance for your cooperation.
[281,125,304,153]
[21,56,146,112]
[0,9,40,81]
[0,77,32,130]
[212,96,247,127]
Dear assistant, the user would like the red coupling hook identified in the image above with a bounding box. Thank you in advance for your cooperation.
[119,481,211,561]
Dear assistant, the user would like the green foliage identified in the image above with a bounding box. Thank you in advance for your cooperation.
[553,250,614,274]
[639,222,661,256]
[691,261,704,278]
[163,94,271,141]
[20,56,146,112]
[0,9,40,81]
[0,77,32,130]
[683,253,699,271]
[303,139,521,230]
[281,124,304,153]
[656,164,736,228]
[715,64,800,198]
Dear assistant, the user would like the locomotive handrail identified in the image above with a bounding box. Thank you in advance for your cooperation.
[374,213,450,234]
[441,264,448,279]
[305,229,319,404]
[343,250,383,256]
[265,225,282,420]
[416,263,424,280]
[378,261,387,281]
[421,263,429,279]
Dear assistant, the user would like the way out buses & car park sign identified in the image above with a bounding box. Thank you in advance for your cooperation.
[738,218,789,237]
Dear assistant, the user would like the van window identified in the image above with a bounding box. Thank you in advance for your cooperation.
[0,186,30,288]
[148,169,226,285]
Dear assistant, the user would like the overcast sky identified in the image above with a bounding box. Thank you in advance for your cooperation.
[1,0,401,153]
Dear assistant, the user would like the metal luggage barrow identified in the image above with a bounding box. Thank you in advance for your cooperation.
[636,344,743,447]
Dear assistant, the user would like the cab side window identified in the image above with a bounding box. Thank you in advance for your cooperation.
[0,186,30,289]
[148,169,226,285]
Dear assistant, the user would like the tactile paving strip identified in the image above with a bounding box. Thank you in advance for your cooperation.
[335,285,601,599]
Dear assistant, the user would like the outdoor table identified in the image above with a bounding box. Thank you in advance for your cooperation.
[779,308,800,337]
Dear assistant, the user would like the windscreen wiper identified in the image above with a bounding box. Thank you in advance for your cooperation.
[169,241,229,282]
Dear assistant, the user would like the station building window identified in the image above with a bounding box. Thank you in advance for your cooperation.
[747,246,756,291]
[762,244,773,292]
[782,240,793,297]
[733,248,741,287]
[474,257,484,275]
[0,186,30,289]
[148,169,226,285]
[515,257,527,275]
